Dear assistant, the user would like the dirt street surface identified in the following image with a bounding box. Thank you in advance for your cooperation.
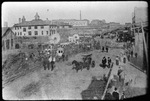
[2,48,147,100]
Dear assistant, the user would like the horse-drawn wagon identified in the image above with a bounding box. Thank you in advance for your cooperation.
[72,53,95,72]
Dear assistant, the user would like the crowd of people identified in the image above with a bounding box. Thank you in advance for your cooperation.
[100,56,112,69]
[101,46,109,52]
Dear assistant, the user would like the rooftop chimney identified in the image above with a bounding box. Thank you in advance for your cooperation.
[22,16,26,23]
[19,18,22,23]
[35,12,40,20]
[4,22,8,27]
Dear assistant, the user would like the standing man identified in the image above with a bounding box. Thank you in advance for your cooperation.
[107,57,111,68]
[102,56,107,68]
[102,46,105,52]
[51,56,56,71]
[116,56,119,66]
[48,56,52,70]
[117,67,123,82]
[123,54,126,64]
[106,46,108,53]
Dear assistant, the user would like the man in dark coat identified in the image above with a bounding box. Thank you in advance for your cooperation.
[102,56,107,68]
[106,46,109,53]
[51,57,56,71]
[107,57,111,68]
[116,56,119,65]
[62,53,65,61]
[102,46,104,52]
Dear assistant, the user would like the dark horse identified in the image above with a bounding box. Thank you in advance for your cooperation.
[72,59,95,72]
[72,60,83,72]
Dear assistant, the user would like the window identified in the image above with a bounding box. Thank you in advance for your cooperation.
[51,30,52,34]
[34,26,38,29]
[11,39,13,48]
[46,31,48,35]
[49,31,51,36]
[28,26,31,29]
[35,31,38,35]
[18,32,19,36]
[15,44,20,49]
[6,39,10,50]
[28,44,34,49]
[23,28,26,32]
[41,31,43,35]
[20,32,22,35]
[41,26,44,29]
[15,32,17,36]
[28,31,32,35]
[50,30,51,35]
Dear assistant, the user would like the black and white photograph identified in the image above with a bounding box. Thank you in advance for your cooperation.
[2,1,148,100]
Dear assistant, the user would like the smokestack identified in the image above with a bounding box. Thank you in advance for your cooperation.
[80,10,81,20]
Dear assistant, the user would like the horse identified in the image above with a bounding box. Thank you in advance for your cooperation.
[72,60,83,72]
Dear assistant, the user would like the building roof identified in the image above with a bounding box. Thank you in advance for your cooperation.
[52,19,89,22]
[13,19,52,27]
[13,19,72,27]
[2,27,9,36]
[2,27,15,38]
[73,26,102,29]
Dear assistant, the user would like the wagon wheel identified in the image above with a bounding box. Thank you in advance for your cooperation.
[87,65,90,70]
[85,62,90,70]
[91,61,95,68]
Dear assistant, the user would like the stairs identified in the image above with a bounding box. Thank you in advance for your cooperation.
[81,77,107,100]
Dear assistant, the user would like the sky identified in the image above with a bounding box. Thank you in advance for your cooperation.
[2,1,148,27]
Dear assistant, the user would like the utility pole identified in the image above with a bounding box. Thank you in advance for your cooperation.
[141,21,148,69]
[80,10,82,20]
